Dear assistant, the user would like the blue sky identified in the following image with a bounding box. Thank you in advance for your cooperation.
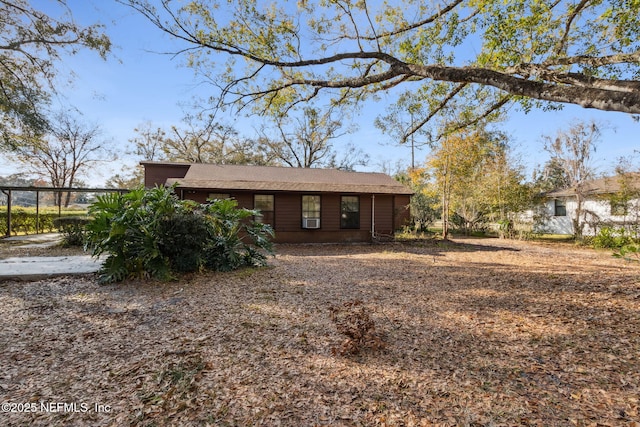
[1,0,638,185]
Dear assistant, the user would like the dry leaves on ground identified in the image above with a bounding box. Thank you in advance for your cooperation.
[1,238,639,426]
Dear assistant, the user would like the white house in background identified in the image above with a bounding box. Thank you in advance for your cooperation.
[534,174,640,236]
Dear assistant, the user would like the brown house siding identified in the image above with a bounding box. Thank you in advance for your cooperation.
[275,193,301,232]
[233,193,253,210]
[394,195,411,230]
[172,190,405,243]
[360,195,372,232]
[321,194,339,230]
[373,195,394,234]
[144,163,189,188]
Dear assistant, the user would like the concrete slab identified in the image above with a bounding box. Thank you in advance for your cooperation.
[3,233,62,242]
[2,233,63,248]
[0,255,102,281]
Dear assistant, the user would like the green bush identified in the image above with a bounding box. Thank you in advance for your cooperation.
[53,216,91,247]
[86,186,275,283]
[592,226,634,249]
[157,212,209,273]
[0,208,88,235]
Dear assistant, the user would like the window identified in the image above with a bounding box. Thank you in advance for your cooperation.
[208,193,230,200]
[554,199,566,216]
[340,196,360,229]
[254,194,274,226]
[302,195,321,228]
[610,200,628,216]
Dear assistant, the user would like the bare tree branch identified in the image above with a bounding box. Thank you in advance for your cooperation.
[122,0,640,120]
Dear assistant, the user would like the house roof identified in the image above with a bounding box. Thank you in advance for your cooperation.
[150,163,413,195]
[546,173,640,197]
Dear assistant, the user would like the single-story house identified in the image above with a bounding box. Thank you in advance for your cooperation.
[534,174,640,235]
[141,162,413,243]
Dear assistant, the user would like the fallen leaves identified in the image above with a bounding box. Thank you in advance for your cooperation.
[329,300,386,356]
[0,238,639,425]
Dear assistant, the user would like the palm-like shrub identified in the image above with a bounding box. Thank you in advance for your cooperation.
[202,198,274,271]
[86,186,274,283]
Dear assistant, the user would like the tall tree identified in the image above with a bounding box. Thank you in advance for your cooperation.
[424,127,529,237]
[130,121,167,162]
[395,167,439,232]
[162,113,234,163]
[107,116,278,188]
[11,111,114,206]
[533,157,571,193]
[124,0,640,140]
[160,113,274,165]
[427,130,489,238]
[261,106,367,169]
[105,122,167,189]
[460,137,533,236]
[542,119,601,240]
[375,91,431,168]
[1,0,111,147]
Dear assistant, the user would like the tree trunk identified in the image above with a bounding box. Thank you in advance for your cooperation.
[574,195,584,241]
[441,187,449,239]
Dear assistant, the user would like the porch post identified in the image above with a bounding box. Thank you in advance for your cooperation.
[36,190,40,234]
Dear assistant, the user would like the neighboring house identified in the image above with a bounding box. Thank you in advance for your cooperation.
[141,162,412,243]
[534,174,640,235]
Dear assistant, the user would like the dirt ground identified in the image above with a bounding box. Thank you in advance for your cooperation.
[0,238,639,426]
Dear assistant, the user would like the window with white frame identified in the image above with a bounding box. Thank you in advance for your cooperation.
[554,199,567,216]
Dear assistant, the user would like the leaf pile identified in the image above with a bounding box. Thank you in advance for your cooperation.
[329,299,385,356]
[1,238,639,426]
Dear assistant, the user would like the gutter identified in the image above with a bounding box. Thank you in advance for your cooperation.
[371,194,375,240]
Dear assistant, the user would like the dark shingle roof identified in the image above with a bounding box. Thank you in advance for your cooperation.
[160,163,413,195]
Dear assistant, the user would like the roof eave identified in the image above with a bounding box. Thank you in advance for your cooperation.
[166,178,413,195]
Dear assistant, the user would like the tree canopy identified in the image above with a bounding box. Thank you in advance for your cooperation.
[1,0,111,146]
[125,0,640,141]
[259,106,369,169]
[9,111,114,206]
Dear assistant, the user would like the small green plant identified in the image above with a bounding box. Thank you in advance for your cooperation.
[329,300,385,356]
[613,243,640,262]
[53,216,91,247]
[592,225,634,249]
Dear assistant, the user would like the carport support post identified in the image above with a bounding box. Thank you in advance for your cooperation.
[36,190,40,234]
[2,189,11,237]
